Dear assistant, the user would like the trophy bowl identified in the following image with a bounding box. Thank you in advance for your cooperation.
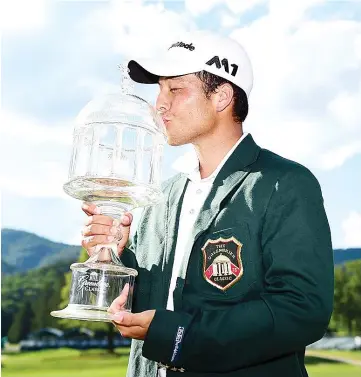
[51,66,166,322]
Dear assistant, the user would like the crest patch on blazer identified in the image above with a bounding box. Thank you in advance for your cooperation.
[202,236,243,291]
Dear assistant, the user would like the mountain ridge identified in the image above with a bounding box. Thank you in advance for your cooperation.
[1,228,360,275]
[1,228,81,275]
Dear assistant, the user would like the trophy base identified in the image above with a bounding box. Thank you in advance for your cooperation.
[51,304,126,323]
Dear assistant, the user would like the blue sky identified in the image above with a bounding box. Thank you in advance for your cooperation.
[1,0,361,249]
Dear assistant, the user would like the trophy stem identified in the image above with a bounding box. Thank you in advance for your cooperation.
[83,199,136,271]
[92,200,134,219]
[50,199,138,322]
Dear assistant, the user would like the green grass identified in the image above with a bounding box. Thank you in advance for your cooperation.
[306,355,361,377]
[1,348,130,377]
[2,349,361,377]
[307,350,361,362]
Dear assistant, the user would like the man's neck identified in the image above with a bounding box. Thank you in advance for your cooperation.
[193,124,243,179]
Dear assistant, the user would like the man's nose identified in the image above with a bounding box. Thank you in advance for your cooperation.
[156,92,170,114]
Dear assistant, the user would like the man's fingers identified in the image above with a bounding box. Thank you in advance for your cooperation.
[111,310,155,341]
[111,311,149,327]
[113,325,144,339]
[82,202,101,216]
[82,223,124,237]
[120,282,130,300]
[120,213,133,226]
[84,215,114,227]
[116,213,132,250]
[81,234,115,250]
[81,203,133,256]
[108,284,130,313]
[111,311,138,326]
[82,224,110,237]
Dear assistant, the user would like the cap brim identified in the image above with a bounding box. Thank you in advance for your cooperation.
[128,58,204,84]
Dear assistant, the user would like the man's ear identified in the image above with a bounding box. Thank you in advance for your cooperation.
[214,83,234,113]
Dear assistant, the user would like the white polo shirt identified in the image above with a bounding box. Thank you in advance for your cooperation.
[158,132,248,376]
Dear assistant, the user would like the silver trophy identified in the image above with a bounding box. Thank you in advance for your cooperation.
[51,65,166,322]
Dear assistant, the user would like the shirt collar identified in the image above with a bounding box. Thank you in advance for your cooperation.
[172,132,249,183]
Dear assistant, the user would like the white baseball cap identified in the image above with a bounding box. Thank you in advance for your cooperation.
[128,30,253,98]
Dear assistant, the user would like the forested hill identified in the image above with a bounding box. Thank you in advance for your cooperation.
[1,229,360,276]
[333,248,361,264]
[1,228,81,275]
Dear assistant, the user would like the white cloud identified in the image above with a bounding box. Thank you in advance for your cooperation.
[184,0,221,17]
[1,111,72,146]
[80,1,197,59]
[231,6,361,169]
[220,11,239,29]
[225,0,267,15]
[0,0,49,33]
[184,0,266,16]
[0,111,72,198]
[269,0,325,32]
[319,141,361,170]
[76,77,122,98]
[327,90,361,132]
[342,211,361,248]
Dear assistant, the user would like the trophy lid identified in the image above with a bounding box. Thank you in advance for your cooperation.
[75,64,166,140]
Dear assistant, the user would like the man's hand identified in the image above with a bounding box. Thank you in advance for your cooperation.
[81,202,133,256]
[108,288,155,340]
[111,310,156,340]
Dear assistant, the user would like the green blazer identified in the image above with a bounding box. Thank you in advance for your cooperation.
[121,133,334,377]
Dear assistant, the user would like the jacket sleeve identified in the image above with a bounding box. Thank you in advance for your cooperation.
[142,167,334,373]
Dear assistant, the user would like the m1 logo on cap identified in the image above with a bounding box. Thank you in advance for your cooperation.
[206,56,239,77]
[169,41,195,51]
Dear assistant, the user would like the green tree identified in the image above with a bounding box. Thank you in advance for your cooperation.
[346,261,361,332]
[31,270,66,331]
[332,260,361,335]
[7,300,35,343]
[2,262,70,338]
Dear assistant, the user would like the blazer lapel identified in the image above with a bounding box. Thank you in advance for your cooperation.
[178,133,261,280]
[161,174,188,269]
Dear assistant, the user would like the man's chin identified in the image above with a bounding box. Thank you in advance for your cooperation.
[167,139,188,147]
[166,135,186,147]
